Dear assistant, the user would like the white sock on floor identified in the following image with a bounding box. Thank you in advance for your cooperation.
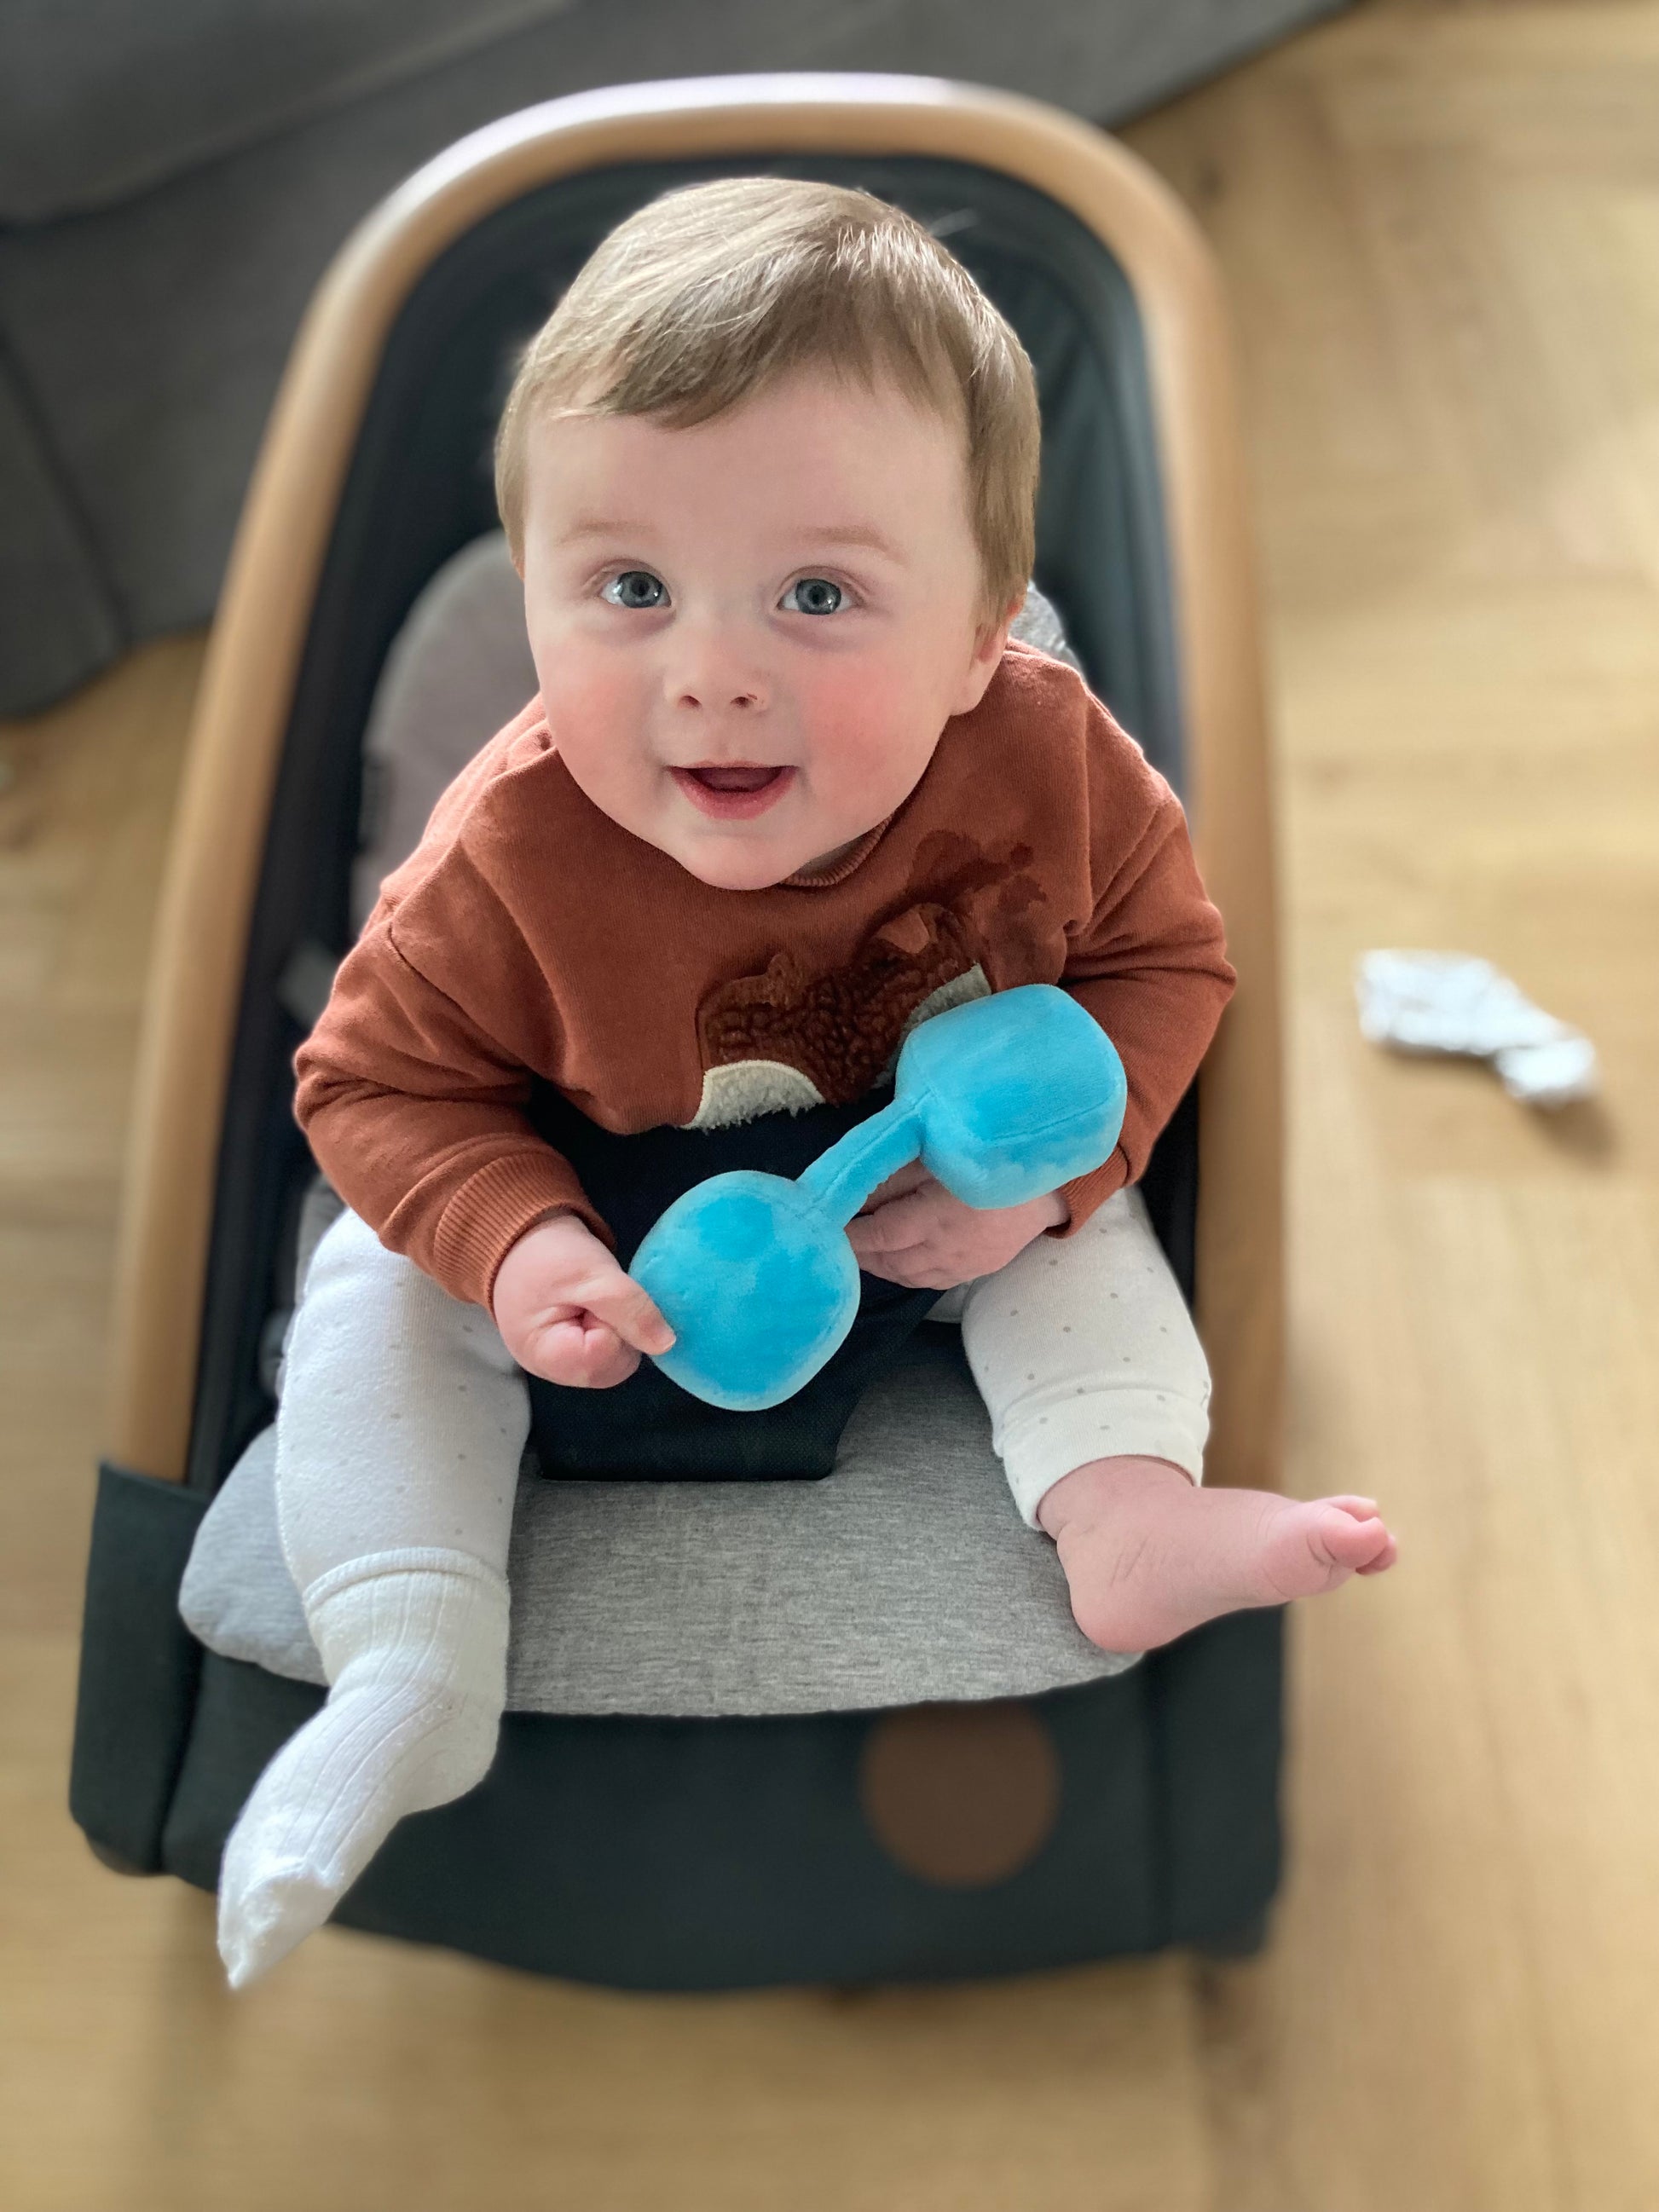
[216,1548,510,1990]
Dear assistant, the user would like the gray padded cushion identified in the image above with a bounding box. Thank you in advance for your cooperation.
[0,1,581,221]
[0,3,1346,223]
[179,1332,1134,1717]
[179,538,1130,1715]
[350,533,538,927]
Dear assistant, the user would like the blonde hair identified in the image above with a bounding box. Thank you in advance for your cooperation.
[494,176,1040,618]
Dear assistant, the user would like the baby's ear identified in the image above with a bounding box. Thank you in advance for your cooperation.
[984,591,1024,656]
[951,597,1019,715]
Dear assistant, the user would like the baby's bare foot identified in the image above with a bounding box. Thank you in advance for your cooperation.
[1038,1456,1397,1654]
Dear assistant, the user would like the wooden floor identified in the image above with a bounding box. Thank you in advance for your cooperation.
[5,3,1659,2204]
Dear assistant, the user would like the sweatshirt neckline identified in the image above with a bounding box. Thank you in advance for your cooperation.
[779,817,893,890]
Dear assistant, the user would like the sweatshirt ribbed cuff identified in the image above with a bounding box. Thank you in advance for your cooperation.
[1051,1145,1130,1238]
[431,1152,613,1310]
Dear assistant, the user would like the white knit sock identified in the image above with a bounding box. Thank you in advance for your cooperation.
[216,1549,510,1989]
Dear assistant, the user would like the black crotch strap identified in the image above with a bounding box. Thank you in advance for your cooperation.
[523,1083,939,1481]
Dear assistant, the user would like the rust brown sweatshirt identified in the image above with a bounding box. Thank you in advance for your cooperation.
[295,641,1235,1308]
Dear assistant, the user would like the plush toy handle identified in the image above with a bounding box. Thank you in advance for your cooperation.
[795,1095,925,1228]
[797,984,1130,1224]
[630,986,1128,1412]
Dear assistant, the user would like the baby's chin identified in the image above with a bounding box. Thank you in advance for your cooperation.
[667,836,823,892]
[654,814,875,893]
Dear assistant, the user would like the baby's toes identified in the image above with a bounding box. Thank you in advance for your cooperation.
[1324,1499,1396,1574]
[1310,1503,1394,1575]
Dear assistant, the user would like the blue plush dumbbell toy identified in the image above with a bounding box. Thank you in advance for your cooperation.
[630,985,1127,1410]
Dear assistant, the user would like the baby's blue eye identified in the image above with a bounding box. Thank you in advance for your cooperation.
[783,576,844,616]
[603,569,668,609]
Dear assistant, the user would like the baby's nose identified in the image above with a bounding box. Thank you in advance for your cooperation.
[675,676,766,712]
[668,627,769,713]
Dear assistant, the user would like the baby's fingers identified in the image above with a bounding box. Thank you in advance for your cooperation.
[528,1314,641,1389]
[856,1162,934,1215]
[581,1270,676,1357]
[846,1190,936,1261]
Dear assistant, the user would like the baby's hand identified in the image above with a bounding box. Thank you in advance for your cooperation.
[491,1213,674,1388]
[846,1163,1068,1291]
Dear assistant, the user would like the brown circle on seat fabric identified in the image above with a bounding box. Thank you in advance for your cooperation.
[858,1701,1061,1886]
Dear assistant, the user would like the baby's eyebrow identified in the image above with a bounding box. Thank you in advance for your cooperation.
[556,515,650,545]
[800,525,904,560]
[554,519,905,558]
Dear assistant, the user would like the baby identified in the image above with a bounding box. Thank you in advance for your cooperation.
[217,178,1396,1985]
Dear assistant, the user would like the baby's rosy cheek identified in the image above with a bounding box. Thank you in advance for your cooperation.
[550,661,637,731]
[547,668,659,792]
[806,689,933,793]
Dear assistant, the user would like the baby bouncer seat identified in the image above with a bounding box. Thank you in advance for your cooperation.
[71,73,1286,1986]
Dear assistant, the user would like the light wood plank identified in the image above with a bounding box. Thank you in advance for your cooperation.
[1131,6,1659,2205]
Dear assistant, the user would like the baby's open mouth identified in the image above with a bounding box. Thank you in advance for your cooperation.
[671,763,795,820]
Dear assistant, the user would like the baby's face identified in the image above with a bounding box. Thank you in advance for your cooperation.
[517,368,1011,890]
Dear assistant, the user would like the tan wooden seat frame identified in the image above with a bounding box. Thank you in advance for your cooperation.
[107,72,1281,1497]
